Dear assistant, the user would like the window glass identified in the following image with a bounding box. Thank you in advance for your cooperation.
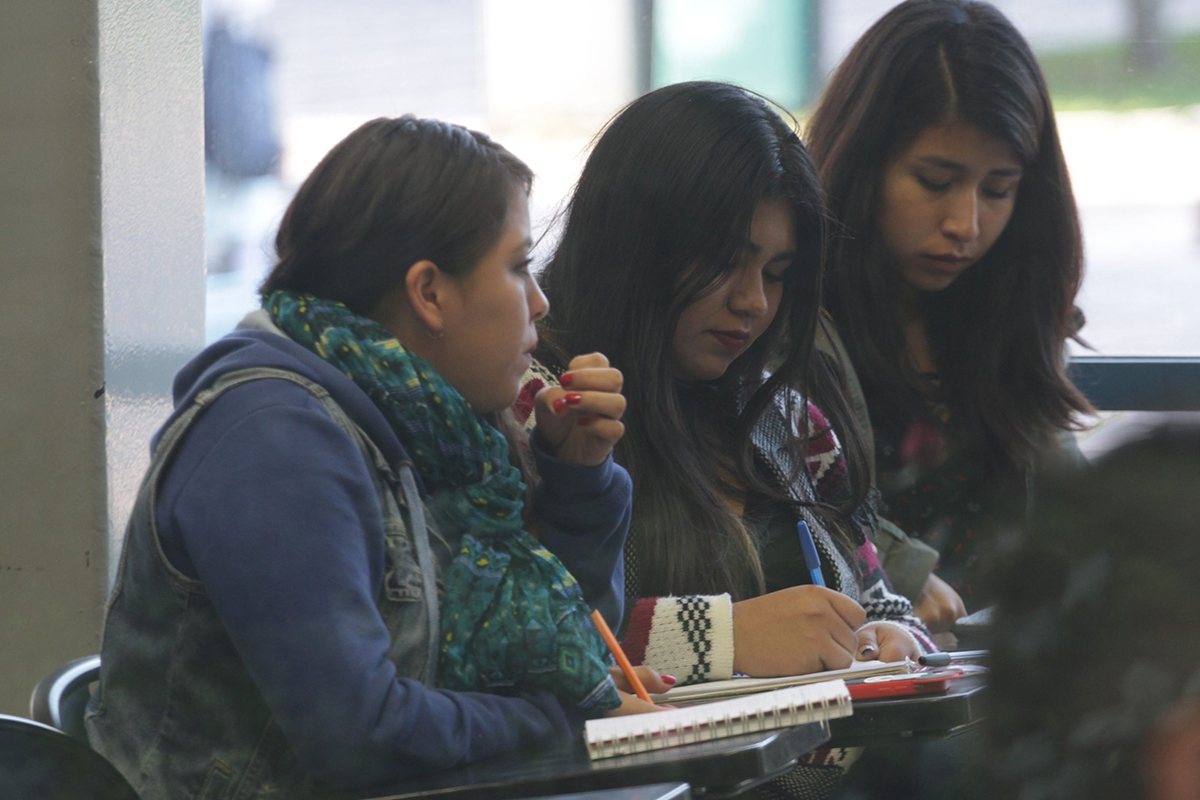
[203,0,1200,356]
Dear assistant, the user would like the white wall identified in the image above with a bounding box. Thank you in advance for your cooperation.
[99,0,207,584]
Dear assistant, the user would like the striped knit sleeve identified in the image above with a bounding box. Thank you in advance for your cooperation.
[620,595,736,685]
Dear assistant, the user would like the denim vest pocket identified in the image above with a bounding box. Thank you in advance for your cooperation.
[196,759,232,800]
[383,514,424,603]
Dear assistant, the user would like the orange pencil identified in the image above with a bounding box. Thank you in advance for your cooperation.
[589,609,653,704]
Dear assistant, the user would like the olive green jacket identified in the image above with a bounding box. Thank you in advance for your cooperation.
[815,316,940,601]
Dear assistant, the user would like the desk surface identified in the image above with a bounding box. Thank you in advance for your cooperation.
[523,783,692,800]
[349,677,986,800]
[520,782,691,800]
[349,722,830,800]
[829,675,987,747]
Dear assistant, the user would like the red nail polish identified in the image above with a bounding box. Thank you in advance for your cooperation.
[565,393,582,405]
[662,674,677,685]
[552,397,566,413]
[559,373,573,387]
[577,417,591,426]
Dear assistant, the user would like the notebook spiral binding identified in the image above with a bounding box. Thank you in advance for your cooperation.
[585,679,853,759]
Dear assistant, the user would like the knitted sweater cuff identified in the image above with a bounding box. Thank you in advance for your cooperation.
[620,594,735,685]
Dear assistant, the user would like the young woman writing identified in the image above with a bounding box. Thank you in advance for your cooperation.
[518,81,934,692]
[807,0,1092,615]
[87,116,663,800]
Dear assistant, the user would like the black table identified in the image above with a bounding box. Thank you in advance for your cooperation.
[349,676,987,800]
[828,675,987,748]
[349,721,831,800]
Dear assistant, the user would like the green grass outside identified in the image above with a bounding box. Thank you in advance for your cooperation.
[1038,34,1200,111]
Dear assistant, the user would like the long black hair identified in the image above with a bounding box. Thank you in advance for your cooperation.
[807,0,1091,480]
[539,81,868,600]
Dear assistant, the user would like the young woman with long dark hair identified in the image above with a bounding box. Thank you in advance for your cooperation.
[807,0,1092,614]
[518,82,933,698]
[87,116,663,800]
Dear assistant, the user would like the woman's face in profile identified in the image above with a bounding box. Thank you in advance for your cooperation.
[877,118,1023,295]
[433,190,548,413]
[669,199,796,382]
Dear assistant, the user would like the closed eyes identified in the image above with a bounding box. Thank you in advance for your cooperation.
[915,173,1018,200]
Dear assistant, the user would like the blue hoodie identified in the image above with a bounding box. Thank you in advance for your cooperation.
[145,326,631,788]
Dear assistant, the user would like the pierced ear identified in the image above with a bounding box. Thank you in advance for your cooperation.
[404,259,446,336]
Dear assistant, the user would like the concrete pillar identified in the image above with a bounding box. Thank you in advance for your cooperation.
[0,0,204,715]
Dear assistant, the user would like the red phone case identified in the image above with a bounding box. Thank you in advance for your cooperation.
[845,668,962,700]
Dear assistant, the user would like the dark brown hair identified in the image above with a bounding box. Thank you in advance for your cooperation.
[262,115,532,313]
[539,82,868,600]
[807,0,1091,479]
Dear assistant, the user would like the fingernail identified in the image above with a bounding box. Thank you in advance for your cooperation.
[577,417,591,426]
[661,674,677,685]
[565,393,582,405]
[559,373,573,387]
[860,645,877,658]
[552,397,566,413]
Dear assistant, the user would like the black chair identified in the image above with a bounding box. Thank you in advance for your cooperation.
[0,713,139,799]
[30,654,100,742]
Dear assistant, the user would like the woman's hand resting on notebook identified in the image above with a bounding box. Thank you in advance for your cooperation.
[605,665,676,716]
[731,586,867,676]
[854,621,921,662]
[535,353,626,467]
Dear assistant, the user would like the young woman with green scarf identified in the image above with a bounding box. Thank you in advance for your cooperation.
[86,117,663,800]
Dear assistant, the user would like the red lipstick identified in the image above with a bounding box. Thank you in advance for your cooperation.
[711,329,750,353]
[922,254,971,274]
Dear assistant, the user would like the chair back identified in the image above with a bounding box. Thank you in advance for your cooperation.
[30,654,101,742]
[0,713,139,799]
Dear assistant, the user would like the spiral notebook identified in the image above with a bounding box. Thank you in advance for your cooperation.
[584,679,853,759]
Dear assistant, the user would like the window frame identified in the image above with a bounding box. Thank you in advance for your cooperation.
[1070,357,1200,411]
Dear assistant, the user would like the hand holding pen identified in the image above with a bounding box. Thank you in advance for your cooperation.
[798,519,921,664]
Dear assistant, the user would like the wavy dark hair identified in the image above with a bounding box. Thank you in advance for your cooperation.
[539,81,868,600]
[260,115,538,487]
[807,0,1091,479]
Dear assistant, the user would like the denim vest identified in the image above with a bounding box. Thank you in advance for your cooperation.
[86,367,451,800]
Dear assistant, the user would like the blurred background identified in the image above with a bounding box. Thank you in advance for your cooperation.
[201,0,1200,360]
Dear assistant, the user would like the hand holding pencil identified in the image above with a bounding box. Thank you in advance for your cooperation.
[590,610,674,717]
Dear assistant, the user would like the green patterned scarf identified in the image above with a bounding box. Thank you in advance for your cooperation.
[267,289,620,714]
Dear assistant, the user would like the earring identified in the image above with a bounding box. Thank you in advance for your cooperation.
[427,328,444,339]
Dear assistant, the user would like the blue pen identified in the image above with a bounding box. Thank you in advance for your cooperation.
[797,520,825,587]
